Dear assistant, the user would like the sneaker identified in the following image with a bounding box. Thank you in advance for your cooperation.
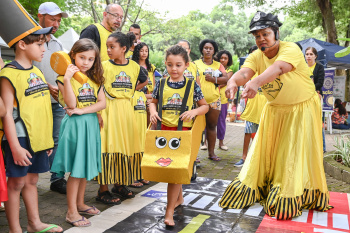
[200,145,207,150]
[50,178,67,194]
[234,159,245,167]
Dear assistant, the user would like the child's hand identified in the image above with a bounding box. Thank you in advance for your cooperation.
[13,147,32,166]
[97,113,104,129]
[64,64,80,80]
[150,111,161,125]
[64,107,84,116]
[47,149,53,156]
[180,109,197,122]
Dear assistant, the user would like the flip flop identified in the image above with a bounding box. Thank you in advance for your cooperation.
[208,156,221,161]
[78,206,101,216]
[24,224,63,233]
[129,181,144,188]
[66,216,91,227]
[139,179,150,185]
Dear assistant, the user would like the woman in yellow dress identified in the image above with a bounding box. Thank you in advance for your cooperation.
[194,39,228,161]
[219,11,333,219]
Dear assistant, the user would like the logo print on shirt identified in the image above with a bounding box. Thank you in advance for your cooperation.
[77,83,97,103]
[25,73,49,96]
[112,71,132,89]
[183,69,194,80]
[134,96,146,111]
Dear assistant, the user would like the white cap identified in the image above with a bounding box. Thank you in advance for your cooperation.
[38,2,68,18]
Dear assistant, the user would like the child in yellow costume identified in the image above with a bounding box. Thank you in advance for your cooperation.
[150,45,209,226]
[220,11,333,220]
[96,32,148,203]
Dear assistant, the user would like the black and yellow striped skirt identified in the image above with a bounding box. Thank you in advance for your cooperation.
[219,93,333,219]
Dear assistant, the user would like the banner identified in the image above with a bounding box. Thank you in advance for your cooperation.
[322,68,335,111]
[333,76,346,101]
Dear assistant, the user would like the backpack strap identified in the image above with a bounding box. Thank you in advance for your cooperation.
[177,79,193,131]
[156,78,166,130]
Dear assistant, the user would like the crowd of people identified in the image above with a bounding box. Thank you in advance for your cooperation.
[0,1,338,232]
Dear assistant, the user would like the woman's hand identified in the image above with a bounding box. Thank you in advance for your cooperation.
[180,109,198,122]
[64,107,84,116]
[150,111,161,125]
[97,113,104,129]
[64,64,80,80]
[225,79,238,99]
[47,149,53,156]
[205,73,215,83]
[12,147,32,166]
[241,79,259,99]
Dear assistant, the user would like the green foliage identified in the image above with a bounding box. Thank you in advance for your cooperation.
[149,49,165,73]
[332,134,350,167]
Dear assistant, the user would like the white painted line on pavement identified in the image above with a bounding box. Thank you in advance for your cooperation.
[192,195,215,209]
[292,209,309,223]
[312,211,328,227]
[332,213,349,230]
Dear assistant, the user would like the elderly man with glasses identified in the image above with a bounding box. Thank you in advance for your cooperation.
[80,4,123,61]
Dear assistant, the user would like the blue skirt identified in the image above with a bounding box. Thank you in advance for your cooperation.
[51,113,101,180]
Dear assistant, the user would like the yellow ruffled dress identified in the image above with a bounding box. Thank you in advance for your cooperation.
[219,41,333,219]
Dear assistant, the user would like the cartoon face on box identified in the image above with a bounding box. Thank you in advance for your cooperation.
[145,130,192,169]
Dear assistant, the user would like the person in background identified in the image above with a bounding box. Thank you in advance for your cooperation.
[0,57,4,69]
[33,1,69,195]
[194,39,228,161]
[332,98,350,129]
[126,24,142,59]
[214,50,234,151]
[80,4,123,62]
[305,47,324,93]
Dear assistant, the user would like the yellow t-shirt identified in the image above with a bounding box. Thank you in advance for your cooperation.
[242,41,315,105]
[220,68,233,104]
[132,90,147,151]
[57,75,100,109]
[125,50,133,59]
[146,64,156,93]
[194,59,221,104]
[103,60,141,99]
[309,63,316,76]
[240,74,267,124]
[94,23,111,62]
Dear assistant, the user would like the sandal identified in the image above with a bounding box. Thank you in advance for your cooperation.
[208,156,221,161]
[78,206,101,215]
[139,179,150,185]
[111,185,135,199]
[95,190,121,205]
[25,224,63,233]
[66,216,91,227]
[129,181,144,188]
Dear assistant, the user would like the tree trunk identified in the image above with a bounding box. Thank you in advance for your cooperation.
[346,22,350,47]
[90,0,99,23]
[119,0,131,31]
[316,0,338,44]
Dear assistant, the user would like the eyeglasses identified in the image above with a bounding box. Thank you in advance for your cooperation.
[106,12,123,20]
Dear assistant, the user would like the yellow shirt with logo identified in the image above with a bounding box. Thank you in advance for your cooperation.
[242,41,315,105]
[146,64,156,93]
[194,59,221,104]
[220,68,233,105]
[132,90,147,151]
[240,74,267,124]
[163,62,199,80]
[56,75,101,109]
[0,66,53,153]
[161,78,194,128]
[94,23,112,62]
[103,60,140,99]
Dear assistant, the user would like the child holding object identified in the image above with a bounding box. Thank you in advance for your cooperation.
[149,45,209,226]
[51,38,106,227]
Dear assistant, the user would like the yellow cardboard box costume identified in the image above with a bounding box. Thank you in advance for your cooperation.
[141,78,206,184]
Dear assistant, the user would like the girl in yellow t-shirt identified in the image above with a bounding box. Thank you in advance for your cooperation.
[215,50,234,151]
[220,11,332,220]
[52,39,106,226]
[97,32,148,203]
[150,45,209,227]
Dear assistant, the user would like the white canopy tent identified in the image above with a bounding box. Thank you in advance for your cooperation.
[58,28,79,52]
[0,37,15,60]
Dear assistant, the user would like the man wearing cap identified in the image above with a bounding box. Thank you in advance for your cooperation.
[219,11,332,219]
[80,3,123,61]
[33,2,68,194]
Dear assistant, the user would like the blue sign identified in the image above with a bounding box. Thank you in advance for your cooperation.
[322,69,335,111]
[141,190,167,198]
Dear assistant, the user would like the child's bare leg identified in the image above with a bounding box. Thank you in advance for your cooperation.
[66,176,90,226]
[77,179,100,214]
[175,185,183,208]
[5,177,25,233]
[165,183,182,226]
[24,173,63,232]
